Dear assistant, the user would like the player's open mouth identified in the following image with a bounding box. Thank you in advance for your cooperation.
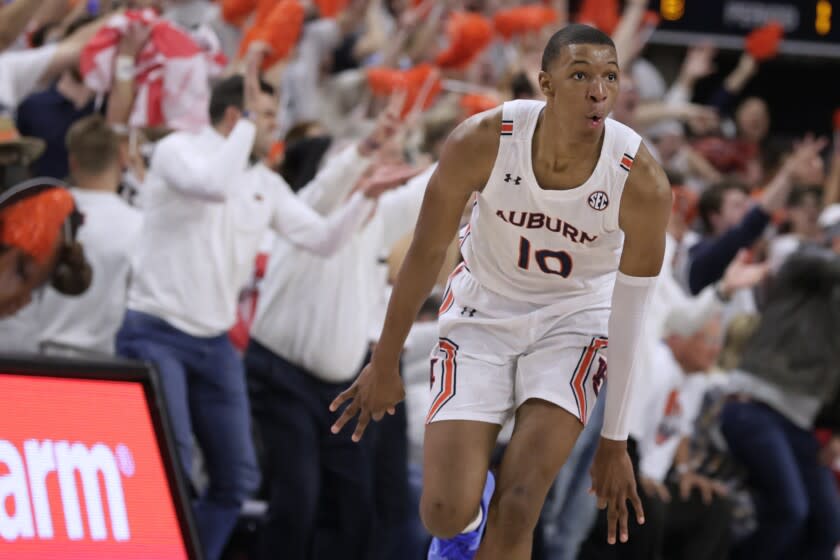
[587,115,603,128]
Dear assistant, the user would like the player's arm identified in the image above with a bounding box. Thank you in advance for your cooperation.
[329,108,501,442]
[364,114,498,367]
[605,143,671,438]
[590,143,671,545]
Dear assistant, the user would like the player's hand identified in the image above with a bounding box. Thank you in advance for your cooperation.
[677,471,728,505]
[590,438,645,545]
[329,361,405,442]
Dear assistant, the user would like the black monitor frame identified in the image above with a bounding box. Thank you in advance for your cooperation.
[0,353,203,560]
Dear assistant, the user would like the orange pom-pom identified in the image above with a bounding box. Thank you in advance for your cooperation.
[238,0,305,69]
[314,0,349,18]
[366,67,404,96]
[493,6,558,40]
[366,64,442,117]
[255,0,276,25]
[576,0,620,35]
[833,108,840,131]
[460,93,499,117]
[0,188,74,265]
[745,21,784,62]
[435,12,494,70]
[221,0,257,25]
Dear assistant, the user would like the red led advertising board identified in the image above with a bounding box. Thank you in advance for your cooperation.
[0,369,196,559]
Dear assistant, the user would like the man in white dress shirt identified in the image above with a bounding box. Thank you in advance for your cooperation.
[246,160,434,560]
[36,115,142,355]
[115,60,400,560]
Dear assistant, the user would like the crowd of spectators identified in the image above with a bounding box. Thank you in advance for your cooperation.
[1,0,839,559]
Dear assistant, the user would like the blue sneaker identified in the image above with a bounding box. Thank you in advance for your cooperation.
[427,471,496,560]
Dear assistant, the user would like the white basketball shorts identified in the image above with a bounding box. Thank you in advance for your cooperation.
[427,263,610,427]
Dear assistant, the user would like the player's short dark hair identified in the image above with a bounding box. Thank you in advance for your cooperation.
[209,75,275,125]
[541,24,616,72]
[698,179,750,233]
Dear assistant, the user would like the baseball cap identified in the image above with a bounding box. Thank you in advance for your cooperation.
[0,114,45,165]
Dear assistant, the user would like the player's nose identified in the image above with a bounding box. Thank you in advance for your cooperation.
[587,79,608,103]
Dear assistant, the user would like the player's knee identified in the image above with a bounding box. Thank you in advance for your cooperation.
[420,492,478,538]
[491,482,543,540]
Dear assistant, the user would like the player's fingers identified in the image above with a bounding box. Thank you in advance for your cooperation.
[329,386,356,412]
[387,407,396,415]
[618,497,629,543]
[330,401,360,434]
[372,410,385,421]
[606,498,618,545]
[596,491,608,509]
[629,485,646,524]
[352,410,372,442]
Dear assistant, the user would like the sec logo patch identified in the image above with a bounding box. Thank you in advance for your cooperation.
[588,191,609,211]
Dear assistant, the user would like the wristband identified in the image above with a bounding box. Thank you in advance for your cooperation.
[601,272,658,440]
[115,56,135,82]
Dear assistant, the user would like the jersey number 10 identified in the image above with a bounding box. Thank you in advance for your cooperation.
[517,236,573,277]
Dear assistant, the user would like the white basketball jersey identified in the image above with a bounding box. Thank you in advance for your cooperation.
[459,100,642,311]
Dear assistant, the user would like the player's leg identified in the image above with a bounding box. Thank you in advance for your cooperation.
[420,326,518,554]
[476,333,611,559]
[476,399,583,559]
[422,271,526,552]
[421,419,501,537]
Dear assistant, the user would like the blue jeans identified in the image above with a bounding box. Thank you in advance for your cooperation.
[541,391,604,560]
[116,310,260,560]
[721,400,840,560]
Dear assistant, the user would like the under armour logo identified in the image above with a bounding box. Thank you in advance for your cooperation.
[460,307,477,317]
[504,173,522,185]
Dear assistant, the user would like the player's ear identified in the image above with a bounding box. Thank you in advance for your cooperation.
[538,71,553,98]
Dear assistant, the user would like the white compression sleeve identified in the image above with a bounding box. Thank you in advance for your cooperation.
[602,271,658,440]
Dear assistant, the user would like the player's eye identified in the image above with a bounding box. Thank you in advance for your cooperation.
[572,72,586,80]
[607,73,617,82]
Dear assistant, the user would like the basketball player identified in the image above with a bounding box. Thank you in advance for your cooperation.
[330,25,671,559]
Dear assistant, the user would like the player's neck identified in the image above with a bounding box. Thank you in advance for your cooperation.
[535,105,604,167]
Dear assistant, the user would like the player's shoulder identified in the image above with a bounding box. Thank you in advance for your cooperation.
[436,105,502,191]
[623,142,671,205]
[447,105,503,152]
